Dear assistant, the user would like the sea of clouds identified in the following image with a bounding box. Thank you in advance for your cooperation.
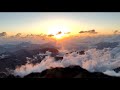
[12,48,120,77]
[1,32,120,77]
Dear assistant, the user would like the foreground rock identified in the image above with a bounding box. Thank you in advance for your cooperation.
[23,66,120,79]
[4,65,120,79]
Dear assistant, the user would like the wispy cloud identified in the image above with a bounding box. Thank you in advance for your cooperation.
[79,29,98,34]
[0,32,7,37]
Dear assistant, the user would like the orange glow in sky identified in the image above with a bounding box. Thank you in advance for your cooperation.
[0,12,120,36]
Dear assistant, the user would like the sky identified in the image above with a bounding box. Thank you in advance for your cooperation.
[0,12,120,35]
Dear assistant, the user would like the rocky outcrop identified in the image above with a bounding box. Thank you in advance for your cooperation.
[23,66,120,79]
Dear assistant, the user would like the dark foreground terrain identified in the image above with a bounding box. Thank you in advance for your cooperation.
[2,65,119,79]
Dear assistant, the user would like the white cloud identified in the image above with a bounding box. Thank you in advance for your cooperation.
[13,47,120,77]
[103,70,120,77]
[2,33,120,77]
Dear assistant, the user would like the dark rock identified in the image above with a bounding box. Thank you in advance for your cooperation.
[24,73,43,78]
[0,72,7,78]
[23,66,120,79]
[54,57,63,61]
[77,51,85,55]
[6,75,21,78]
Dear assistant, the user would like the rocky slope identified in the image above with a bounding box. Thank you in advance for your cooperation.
[4,65,120,79]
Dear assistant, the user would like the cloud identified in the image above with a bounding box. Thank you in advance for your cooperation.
[0,33,57,45]
[64,32,71,34]
[103,70,120,77]
[56,31,62,35]
[79,29,98,34]
[48,34,54,37]
[13,46,120,77]
[11,33,120,77]
[0,32,7,37]
[113,30,120,34]
[2,32,120,77]
[15,33,22,37]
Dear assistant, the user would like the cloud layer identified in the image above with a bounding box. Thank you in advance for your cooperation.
[13,47,120,77]
[0,32,7,37]
[1,32,120,77]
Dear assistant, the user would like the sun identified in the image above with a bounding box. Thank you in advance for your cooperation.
[48,25,70,39]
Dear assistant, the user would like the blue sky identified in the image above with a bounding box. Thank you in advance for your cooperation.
[0,12,120,34]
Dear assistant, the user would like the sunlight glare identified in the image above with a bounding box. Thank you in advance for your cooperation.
[48,25,70,39]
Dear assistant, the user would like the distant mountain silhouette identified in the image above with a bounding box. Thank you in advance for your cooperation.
[0,42,59,74]
[95,42,119,49]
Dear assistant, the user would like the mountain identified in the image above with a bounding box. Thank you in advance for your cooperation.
[0,46,59,74]
[23,65,119,79]
[4,65,120,79]
[95,42,119,50]
[1,42,41,53]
